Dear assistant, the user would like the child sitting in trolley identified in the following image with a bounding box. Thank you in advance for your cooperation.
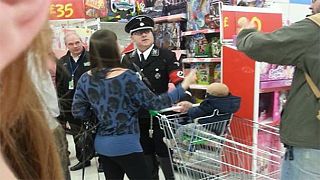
[164,83,241,148]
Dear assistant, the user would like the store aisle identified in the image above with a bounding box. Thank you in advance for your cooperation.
[67,135,166,180]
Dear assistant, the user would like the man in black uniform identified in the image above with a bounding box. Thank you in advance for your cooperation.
[122,15,185,180]
[56,32,93,171]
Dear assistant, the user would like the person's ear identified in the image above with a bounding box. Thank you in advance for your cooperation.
[0,0,49,72]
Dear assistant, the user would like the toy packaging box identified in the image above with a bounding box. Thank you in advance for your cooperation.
[191,63,211,85]
[210,37,221,57]
[154,22,181,50]
[139,0,186,18]
[186,34,211,58]
[187,0,222,31]
[140,0,164,17]
[259,62,295,90]
[259,63,294,82]
[102,0,137,22]
[190,62,218,85]
[162,0,188,16]
[186,34,221,58]
[85,0,107,18]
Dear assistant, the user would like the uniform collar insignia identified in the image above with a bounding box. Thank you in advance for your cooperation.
[151,48,159,56]
[129,51,136,58]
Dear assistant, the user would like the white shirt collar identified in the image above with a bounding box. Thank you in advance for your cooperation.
[71,54,81,62]
[137,44,154,61]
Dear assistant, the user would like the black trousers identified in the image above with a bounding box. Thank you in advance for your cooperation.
[139,120,174,179]
[99,152,152,180]
[58,113,87,163]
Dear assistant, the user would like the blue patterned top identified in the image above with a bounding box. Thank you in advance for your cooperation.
[72,69,185,156]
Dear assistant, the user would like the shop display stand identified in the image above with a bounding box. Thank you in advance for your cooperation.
[143,4,290,178]
[221,5,288,176]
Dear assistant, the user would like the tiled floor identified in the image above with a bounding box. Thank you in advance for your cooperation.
[67,135,165,180]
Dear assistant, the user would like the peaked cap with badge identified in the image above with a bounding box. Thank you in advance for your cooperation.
[125,15,154,34]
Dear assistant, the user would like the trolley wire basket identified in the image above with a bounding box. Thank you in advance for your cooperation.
[153,107,284,180]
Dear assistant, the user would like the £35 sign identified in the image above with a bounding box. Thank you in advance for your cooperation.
[50,0,85,20]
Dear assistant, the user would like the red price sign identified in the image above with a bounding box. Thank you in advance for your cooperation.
[50,0,85,20]
[221,8,282,42]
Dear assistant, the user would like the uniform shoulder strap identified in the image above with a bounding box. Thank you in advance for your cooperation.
[307,13,320,26]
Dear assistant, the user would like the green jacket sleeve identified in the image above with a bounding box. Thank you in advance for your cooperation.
[236,19,317,67]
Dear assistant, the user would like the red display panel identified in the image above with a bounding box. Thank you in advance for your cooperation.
[221,10,282,41]
[50,0,85,20]
[223,46,255,119]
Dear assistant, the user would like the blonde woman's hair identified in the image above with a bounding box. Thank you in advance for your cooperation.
[0,21,63,179]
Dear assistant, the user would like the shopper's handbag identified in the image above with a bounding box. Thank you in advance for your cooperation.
[304,73,320,120]
[76,118,99,162]
[75,114,100,180]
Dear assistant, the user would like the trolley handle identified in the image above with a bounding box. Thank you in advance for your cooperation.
[159,103,200,113]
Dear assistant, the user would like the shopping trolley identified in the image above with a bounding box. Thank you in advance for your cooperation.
[153,106,284,180]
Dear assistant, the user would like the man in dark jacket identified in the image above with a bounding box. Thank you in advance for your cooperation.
[56,32,92,171]
[236,4,320,179]
[122,15,186,180]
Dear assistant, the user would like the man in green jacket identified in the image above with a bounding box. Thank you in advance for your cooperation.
[236,3,320,180]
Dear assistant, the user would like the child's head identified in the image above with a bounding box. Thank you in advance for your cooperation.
[206,83,229,97]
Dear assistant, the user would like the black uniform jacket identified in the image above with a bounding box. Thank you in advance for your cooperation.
[122,45,183,119]
[56,49,91,123]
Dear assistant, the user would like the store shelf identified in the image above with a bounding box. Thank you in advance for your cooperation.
[190,84,209,90]
[182,28,220,36]
[259,118,280,127]
[182,58,221,63]
[259,79,292,93]
[172,50,187,54]
[154,13,187,23]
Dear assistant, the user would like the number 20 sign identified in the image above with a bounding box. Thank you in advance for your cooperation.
[50,0,85,20]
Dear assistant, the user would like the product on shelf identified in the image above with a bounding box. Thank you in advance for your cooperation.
[191,63,211,85]
[185,34,211,58]
[103,0,136,22]
[213,63,221,82]
[205,0,221,29]
[258,90,289,125]
[185,34,221,58]
[210,37,221,57]
[237,0,267,7]
[259,62,295,90]
[194,34,211,57]
[258,92,272,123]
[189,62,219,85]
[187,0,221,31]
[154,22,181,50]
[271,90,288,126]
[85,0,107,18]
[140,0,164,17]
[162,0,188,16]
[260,63,295,81]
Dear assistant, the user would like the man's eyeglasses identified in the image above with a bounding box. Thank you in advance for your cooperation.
[132,29,152,36]
[312,0,317,3]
